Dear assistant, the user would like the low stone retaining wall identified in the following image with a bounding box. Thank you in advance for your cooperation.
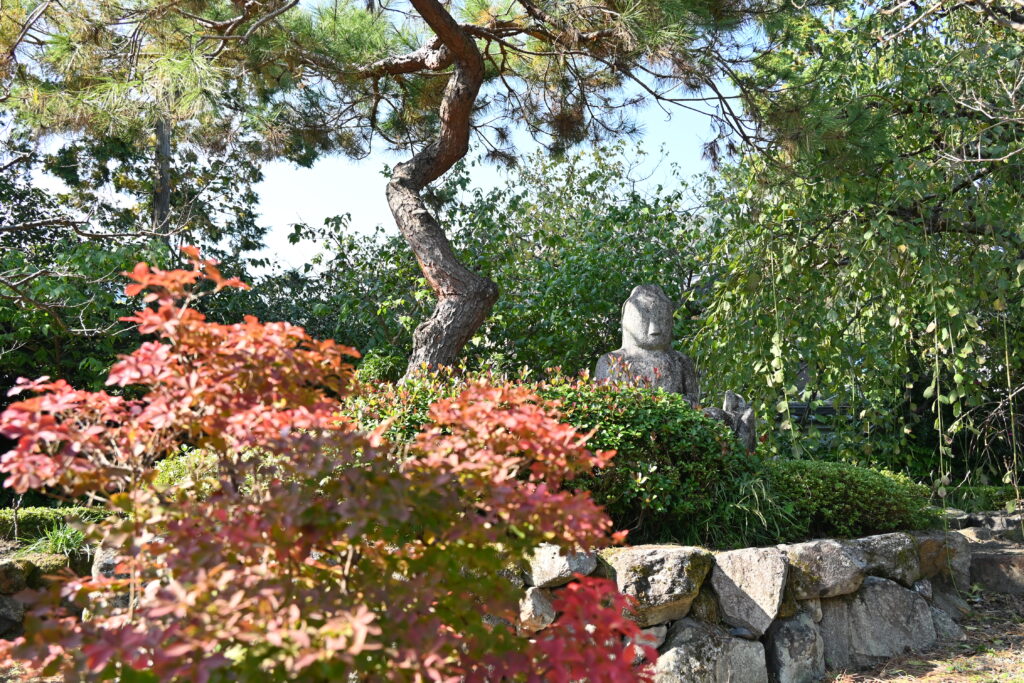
[517,519,1022,683]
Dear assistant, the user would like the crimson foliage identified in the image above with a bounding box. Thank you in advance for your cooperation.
[0,249,653,681]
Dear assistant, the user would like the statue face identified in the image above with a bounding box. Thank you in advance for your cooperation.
[622,292,673,351]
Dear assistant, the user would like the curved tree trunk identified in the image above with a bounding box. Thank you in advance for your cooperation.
[387,0,498,377]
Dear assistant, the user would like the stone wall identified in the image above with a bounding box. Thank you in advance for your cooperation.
[518,516,1023,683]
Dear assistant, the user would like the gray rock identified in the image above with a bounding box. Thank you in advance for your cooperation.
[852,533,921,587]
[911,531,971,590]
[655,618,769,683]
[92,544,129,581]
[518,587,556,634]
[764,611,825,683]
[711,546,788,637]
[703,392,758,453]
[599,545,713,627]
[526,543,597,588]
[912,578,933,601]
[594,285,700,403]
[631,624,669,662]
[970,548,1024,594]
[930,580,972,621]
[930,606,966,641]
[780,540,866,599]
[819,577,936,670]
[955,527,994,542]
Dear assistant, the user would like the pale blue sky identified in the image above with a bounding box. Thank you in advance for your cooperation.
[254,97,720,269]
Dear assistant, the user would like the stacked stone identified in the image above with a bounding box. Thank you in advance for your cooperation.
[0,553,71,640]
[517,532,977,683]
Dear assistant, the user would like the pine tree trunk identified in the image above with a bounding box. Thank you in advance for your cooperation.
[153,118,171,231]
[387,0,498,376]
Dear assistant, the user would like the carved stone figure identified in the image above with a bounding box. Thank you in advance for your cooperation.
[594,285,700,405]
[703,391,758,453]
[595,285,758,452]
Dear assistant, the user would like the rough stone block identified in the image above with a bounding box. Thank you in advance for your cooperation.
[518,587,556,634]
[780,539,866,599]
[764,611,825,683]
[599,545,713,627]
[911,531,971,590]
[710,546,788,637]
[970,548,1024,595]
[930,606,966,642]
[655,618,768,683]
[525,543,597,588]
[852,533,921,587]
[819,577,936,670]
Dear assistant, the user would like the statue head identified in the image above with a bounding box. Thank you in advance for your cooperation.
[620,284,675,351]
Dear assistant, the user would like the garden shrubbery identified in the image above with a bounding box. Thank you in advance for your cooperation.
[0,252,652,681]
[350,371,756,546]
[762,459,938,540]
[350,372,940,548]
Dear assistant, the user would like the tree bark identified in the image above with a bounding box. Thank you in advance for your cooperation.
[387,0,498,377]
[153,117,171,231]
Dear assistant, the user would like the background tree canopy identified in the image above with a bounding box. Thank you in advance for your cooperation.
[2,0,1023,495]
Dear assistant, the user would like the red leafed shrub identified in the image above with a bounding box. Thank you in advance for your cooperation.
[0,248,654,681]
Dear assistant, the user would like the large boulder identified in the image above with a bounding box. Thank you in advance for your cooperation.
[852,533,921,587]
[598,546,713,627]
[710,547,788,637]
[655,618,768,683]
[780,540,866,600]
[970,547,1024,594]
[764,611,825,683]
[525,544,597,588]
[819,577,936,670]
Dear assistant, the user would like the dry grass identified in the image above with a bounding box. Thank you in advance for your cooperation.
[830,591,1024,682]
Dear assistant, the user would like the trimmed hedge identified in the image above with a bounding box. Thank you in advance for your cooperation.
[539,382,752,546]
[347,374,942,547]
[763,459,939,541]
[0,507,108,540]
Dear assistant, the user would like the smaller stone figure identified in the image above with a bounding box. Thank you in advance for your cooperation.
[703,391,758,453]
[594,284,700,405]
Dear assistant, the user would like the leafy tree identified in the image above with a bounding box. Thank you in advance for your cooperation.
[0,113,269,395]
[2,0,816,375]
[244,146,716,380]
[693,0,1024,492]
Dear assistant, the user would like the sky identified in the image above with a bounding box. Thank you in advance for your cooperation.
[253,97,721,270]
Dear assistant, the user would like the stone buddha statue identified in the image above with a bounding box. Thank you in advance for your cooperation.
[594,285,700,405]
[595,284,757,451]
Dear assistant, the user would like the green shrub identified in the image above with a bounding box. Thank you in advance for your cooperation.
[349,372,757,547]
[0,506,108,540]
[539,382,756,546]
[763,460,938,541]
